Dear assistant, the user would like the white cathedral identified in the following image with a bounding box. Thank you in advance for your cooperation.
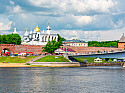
[13,24,58,45]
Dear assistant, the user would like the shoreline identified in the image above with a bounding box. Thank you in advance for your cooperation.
[0,62,124,67]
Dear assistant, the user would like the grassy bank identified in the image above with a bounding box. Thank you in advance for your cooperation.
[35,55,69,62]
[74,57,105,63]
[0,56,38,63]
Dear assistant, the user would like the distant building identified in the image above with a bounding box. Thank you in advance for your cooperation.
[55,48,76,55]
[21,24,58,45]
[62,40,88,47]
[118,33,125,50]
[94,58,102,62]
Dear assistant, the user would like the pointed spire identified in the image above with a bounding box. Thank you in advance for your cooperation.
[42,27,45,33]
[30,28,33,34]
[24,28,28,36]
[119,33,125,42]
[13,26,17,34]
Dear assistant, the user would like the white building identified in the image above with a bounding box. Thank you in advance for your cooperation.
[21,24,58,45]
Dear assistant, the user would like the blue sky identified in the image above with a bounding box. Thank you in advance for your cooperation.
[0,0,125,41]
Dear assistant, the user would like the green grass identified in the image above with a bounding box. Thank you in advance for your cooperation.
[0,56,38,63]
[35,55,69,62]
[74,57,105,63]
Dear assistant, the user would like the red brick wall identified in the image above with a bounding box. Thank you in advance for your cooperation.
[0,44,44,54]
[0,44,122,55]
[118,42,125,50]
[61,46,121,54]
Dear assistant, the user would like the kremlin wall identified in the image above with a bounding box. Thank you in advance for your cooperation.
[0,44,122,56]
[0,44,44,55]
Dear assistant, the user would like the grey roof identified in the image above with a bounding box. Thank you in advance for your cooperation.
[119,33,125,42]
[62,40,87,43]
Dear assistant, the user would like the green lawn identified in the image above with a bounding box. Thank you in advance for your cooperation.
[0,56,38,63]
[35,55,69,62]
[74,57,105,63]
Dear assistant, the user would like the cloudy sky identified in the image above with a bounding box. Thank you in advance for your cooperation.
[0,0,125,41]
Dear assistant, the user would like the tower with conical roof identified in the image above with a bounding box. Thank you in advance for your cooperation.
[118,33,125,50]
[47,23,51,35]
[13,26,17,34]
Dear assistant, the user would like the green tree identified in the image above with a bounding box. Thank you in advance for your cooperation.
[0,35,2,44]
[42,40,60,53]
[88,41,118,47]
[0,34,21,45]
[42,34,66,53]
[2,35,7,44]
[57,34,66,46]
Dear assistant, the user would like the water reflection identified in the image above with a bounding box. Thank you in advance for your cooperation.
[0,66,125,93]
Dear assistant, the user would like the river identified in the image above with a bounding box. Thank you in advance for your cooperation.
[0,66,125,93]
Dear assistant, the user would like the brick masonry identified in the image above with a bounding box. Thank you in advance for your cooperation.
[118,42,125,50]
[0,44,122,55]
[62,46,122,54]
[0,44,44,54]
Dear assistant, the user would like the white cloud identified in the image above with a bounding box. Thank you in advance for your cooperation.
[0,16,12,31]
[0,21,12,31]
[29,0,52,8]
[13,5,22,13]
[10,1,14,5]
[29,0,117,15]
[72,15,96,26]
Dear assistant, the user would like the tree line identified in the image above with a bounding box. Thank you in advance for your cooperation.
[42,34,66,53]
[88,40,118,47]
[0,34,21,45]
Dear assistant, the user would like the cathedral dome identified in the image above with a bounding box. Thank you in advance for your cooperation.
[34,24,40,32]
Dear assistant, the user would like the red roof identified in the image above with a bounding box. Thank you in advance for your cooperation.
[60,48,75,52]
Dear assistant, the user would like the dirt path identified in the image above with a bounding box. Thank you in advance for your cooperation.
[0,63,31,67]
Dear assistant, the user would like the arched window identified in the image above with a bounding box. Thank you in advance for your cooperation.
[42,36,44,42]
[45,36,47,42]
[49,36,50,41]
[38,34,39,38]
[52,36,53,40]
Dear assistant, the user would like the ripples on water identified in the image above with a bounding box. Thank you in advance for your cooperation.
[0,66,125,93]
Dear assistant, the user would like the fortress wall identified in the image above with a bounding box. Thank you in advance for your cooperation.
[0,44,45,54]
[0,44,122,55]
[0,44,15,53]
[118,42,125,50]
[15,45,44,54]
[62,46,122,54]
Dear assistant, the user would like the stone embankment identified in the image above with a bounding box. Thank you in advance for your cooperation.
[87,63,124,66]
[29,62,82,67]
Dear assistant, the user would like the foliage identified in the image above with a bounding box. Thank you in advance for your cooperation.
[0,56,38,63]
[42,40,60,53]
[35,55,69,62]
[57,34,66,46]
[88,40,118,47]
[42,34,66,53]
[0,34,21,45]
[74,57,106,63]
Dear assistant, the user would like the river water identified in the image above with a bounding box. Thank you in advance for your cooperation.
[0,66,125,93]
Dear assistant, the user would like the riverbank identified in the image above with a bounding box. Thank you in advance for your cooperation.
[0,62,124,67]
[0,63,31,67]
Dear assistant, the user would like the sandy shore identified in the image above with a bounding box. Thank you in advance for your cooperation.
[0,63,31,67]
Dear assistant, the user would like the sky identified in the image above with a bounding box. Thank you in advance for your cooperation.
[0,0,125,41]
